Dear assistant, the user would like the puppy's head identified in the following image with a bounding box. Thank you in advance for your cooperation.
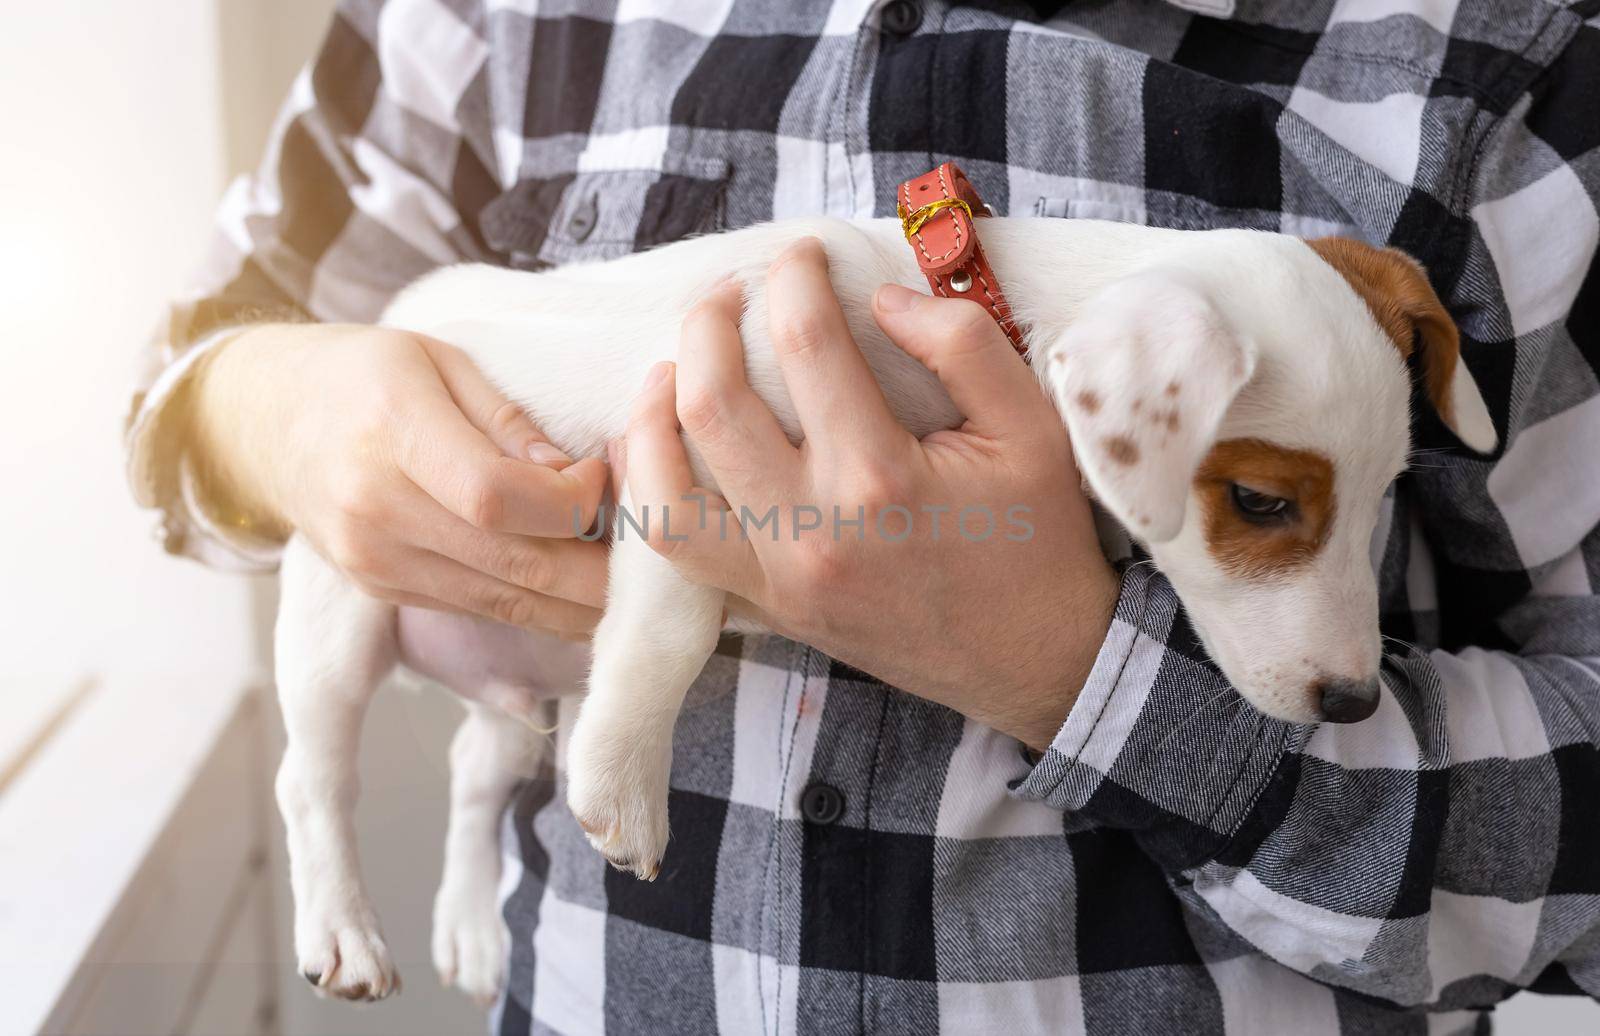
[1048,232,1494,724]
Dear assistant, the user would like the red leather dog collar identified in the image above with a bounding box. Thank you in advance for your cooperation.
[897,162,1026,356]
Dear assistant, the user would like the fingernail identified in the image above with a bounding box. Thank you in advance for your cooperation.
[877,283,921,313]
[695,273,739,304]
[644,361,673,389]
[527,441,570,465]
[776,237,823,266]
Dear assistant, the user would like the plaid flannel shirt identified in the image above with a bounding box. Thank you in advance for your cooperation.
[125,0,1600,1032]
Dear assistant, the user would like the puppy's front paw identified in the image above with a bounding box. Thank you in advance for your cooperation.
[297,916,400,1002]
[565,719,671,881]
[433,886,508,1007]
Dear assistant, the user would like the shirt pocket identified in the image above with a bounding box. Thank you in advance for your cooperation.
[1030,194,1148,225]
[480,152,732,270]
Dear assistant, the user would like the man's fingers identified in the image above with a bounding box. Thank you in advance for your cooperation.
[397,382,608,537]
[423,335,570,465]
[422,516,610,610]
[402,549,602,635]
[625,360,766,600]
[363,586,474,618]
[675,278,797,500]
[607,437,627,503]
[872,284,1054,442]
[626,362,696,517]
[765,239,904,450]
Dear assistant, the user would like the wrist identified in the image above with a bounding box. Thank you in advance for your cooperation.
[1006,561,1120,752]
[183,325,297,537]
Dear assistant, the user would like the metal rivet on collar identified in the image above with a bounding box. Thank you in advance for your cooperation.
[949,270,972,293]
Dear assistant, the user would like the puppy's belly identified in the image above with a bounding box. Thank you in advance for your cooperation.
[395,607,590,714]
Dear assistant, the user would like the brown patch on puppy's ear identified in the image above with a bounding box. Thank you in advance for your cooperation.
[1306,237,1497,452]
[1104,436,1139,465]
[1050,269,1259,542]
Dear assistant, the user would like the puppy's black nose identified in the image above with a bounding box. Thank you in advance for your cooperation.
[1317,677,1381,723]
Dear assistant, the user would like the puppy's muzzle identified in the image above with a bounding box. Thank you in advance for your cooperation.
[1316,676,1381,723]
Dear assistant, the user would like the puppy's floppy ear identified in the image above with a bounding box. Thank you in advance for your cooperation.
[1044,271,1256,544]
[1307,237,1497,453]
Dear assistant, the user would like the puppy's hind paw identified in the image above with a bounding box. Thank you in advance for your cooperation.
[297,922,400,1002]
[433,889,509,1007]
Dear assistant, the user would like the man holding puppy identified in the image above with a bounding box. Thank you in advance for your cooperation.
[129,0,1600,1031]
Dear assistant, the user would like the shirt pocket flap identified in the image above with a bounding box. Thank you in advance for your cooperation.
[481,153,732,268]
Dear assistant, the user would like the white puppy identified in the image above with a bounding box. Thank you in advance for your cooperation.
[271,216,1495,1002]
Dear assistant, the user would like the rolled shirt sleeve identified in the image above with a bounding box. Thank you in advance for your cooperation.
[1013,561,1297,861]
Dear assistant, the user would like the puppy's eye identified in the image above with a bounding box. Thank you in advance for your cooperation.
[1229,483,1292,523]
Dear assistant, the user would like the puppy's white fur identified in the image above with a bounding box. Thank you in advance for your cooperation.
[271,216,1493,1001]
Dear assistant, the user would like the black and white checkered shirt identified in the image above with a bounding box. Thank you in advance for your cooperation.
[127,0,1600,1032]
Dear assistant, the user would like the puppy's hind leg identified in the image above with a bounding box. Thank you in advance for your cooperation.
[566,505,724,880]
[274,534,401,1001]
[432,702,547,1006]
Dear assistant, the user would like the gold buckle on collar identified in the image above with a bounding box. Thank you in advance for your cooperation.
[897,197,974,241]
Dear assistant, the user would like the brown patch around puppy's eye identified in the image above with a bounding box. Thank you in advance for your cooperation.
[1196,439,1334,577]
[1104,435,1139,465]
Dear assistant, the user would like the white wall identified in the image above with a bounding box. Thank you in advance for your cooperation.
[0,2,257,706]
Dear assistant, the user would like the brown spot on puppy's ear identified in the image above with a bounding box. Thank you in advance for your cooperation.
[1195,439,1335,578]
[1306,236,1462,425]
[1104,435,1139,465]
[1075,390,1101,414]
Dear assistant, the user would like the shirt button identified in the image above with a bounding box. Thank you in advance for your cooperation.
[800,783,846,824]
[881,0,922,36]
[567,194,598,242]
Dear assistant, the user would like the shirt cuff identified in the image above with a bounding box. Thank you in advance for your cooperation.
[1011,563,1299,869]
[125,327,283,572]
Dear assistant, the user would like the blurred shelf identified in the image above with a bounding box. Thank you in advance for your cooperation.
[0,677,97,795]
[0,676,275,1035]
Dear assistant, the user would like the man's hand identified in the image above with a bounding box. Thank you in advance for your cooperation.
[622,240,1119,748]
[187,323,609,635]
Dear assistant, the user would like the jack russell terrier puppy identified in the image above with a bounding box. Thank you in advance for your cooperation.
[271,192,1496,1003]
